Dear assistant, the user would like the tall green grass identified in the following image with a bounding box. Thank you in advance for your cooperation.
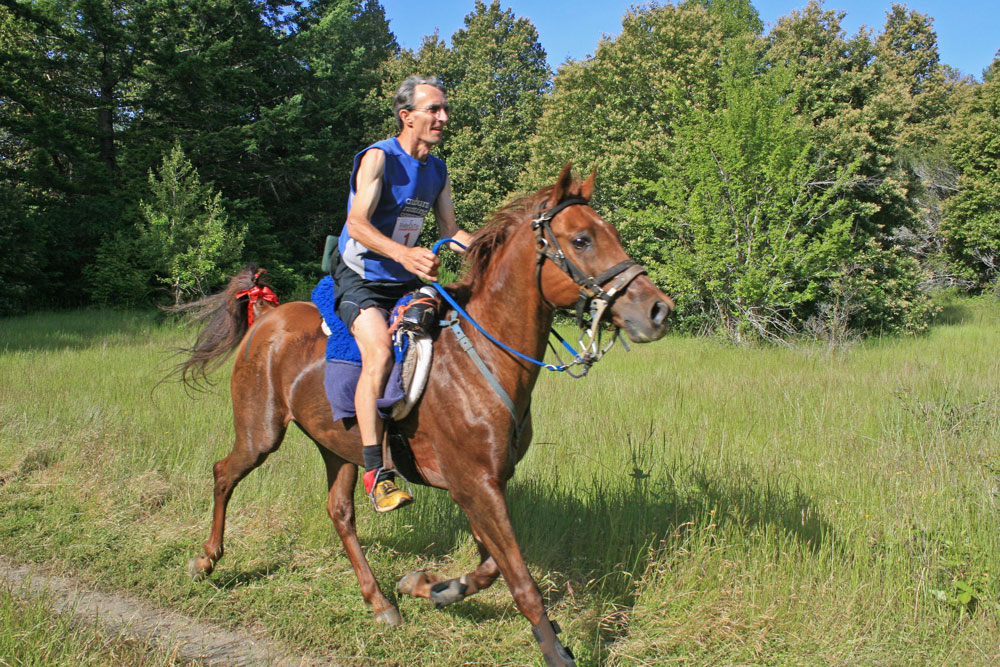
[1,302,998,665]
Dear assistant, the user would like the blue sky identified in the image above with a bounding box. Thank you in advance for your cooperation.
[378,0,999,81]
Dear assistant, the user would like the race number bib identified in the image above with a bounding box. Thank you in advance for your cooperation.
[392,216,423,247]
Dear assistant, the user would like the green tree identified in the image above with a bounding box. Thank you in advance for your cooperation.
[625,41,854,340]
[124,0,293,270]
[0,0,157,306]
[872,3,967,288]
[876,2,953,148]
[763,1,936,332]
[523,1,760,212]
[942,54,1000,289]
[235,0,399,269]
[3,0,399,308]
[437,1,551,229]
[0,5,44,313]
[630,30,936,340]
[139,144,246,305]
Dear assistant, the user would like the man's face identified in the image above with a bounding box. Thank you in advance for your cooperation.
[403,84,449,145]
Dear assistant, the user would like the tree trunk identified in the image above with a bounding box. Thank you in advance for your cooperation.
[98,57,116,173]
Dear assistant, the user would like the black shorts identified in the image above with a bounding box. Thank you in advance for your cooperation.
[333,260,421,331]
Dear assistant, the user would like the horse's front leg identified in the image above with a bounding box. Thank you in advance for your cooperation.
[397,535,500,607]
[454,480,577,667]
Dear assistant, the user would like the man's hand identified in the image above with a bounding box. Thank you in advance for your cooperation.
[398,246,441,281]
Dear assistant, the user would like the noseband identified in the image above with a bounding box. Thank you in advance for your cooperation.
[531,197,648,375]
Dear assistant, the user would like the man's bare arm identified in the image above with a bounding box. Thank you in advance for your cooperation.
[434,177,473,251]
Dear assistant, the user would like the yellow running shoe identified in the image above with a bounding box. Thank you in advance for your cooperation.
[372,479,413,513]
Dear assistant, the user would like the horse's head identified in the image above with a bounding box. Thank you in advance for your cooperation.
[535,163,673,343]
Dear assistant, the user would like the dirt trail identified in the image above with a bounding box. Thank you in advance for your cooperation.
[1,559,314,666]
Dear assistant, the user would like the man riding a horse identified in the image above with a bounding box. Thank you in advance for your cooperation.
[177,76,674,663]
[333,75,472,512]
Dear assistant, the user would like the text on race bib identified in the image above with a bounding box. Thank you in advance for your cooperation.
[392,216,423,247]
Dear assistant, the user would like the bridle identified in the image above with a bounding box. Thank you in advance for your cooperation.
[531,197,648,375]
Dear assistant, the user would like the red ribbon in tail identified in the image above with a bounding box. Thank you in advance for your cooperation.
[234,269,279,327]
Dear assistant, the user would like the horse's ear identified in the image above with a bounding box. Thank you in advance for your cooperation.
[546,162,574,208]
[580,166,596,201]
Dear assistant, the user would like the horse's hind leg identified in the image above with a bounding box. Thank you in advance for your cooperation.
[397,534,500,608]
[188,420,287,580]
[318,446,401,627]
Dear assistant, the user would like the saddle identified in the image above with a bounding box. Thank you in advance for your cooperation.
[311,277,438,423]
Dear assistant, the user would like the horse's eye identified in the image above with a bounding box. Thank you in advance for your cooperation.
[572,235,591,250]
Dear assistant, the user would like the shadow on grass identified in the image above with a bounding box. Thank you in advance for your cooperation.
[370,454,835,611]
[935,300,975,326]
[932,292,1000,327]
[213,563,286,590]
[0,309,166,353]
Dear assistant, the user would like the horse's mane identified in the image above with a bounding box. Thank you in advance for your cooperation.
[459,185,559,289]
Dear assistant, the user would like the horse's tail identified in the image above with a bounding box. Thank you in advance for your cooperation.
[164,264,278,390]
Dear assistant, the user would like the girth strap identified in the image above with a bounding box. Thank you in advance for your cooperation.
[445,312,530,457]
[449,318,516,417]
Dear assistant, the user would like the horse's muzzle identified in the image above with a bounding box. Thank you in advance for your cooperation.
[616,282,674,343]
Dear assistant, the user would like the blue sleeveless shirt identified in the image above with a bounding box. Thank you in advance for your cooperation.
[338,137,448,282]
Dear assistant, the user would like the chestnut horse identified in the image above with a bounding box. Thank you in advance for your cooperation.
[174,165,673,667]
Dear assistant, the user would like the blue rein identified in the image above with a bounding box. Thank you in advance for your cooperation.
[430,238,580,372]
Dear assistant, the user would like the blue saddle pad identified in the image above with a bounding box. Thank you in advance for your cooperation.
[312,275,361,364]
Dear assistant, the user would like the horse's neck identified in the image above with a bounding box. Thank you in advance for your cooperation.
[462,237,553,396]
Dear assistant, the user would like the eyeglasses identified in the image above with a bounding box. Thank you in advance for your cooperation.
[410,103,450,116]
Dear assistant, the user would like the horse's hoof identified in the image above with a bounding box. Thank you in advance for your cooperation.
[397,571,433,597]
[374,607,402,627]
[187,555,214,581]
[429,577,469,608]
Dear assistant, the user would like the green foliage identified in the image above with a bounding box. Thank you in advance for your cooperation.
[942,54,1000,289]
[922,529,999,615]
[0,0,989,340]
[0,0,141,305]
[138,143,246,304]
[0,183,44,315]
[85,231,151,308]
[256,0,399,261]
[624,42,856,340]
[524,2,731,211]
[828,238,938,335]
[877,2,953,144]
[766,1,917,242]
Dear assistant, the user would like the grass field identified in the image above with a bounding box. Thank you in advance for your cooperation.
[1,299,999,665]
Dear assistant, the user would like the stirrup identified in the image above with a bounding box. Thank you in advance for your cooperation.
[398,286,441,335]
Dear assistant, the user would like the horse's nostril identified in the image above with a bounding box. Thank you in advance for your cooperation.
[651,300,671,326]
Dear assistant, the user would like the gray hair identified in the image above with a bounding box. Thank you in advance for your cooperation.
[393,75,446,129]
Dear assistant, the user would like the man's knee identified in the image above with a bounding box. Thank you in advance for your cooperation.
[362,346,393,377]
[353,309,394,373]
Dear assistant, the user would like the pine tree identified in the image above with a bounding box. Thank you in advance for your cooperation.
[139,144,246,304]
